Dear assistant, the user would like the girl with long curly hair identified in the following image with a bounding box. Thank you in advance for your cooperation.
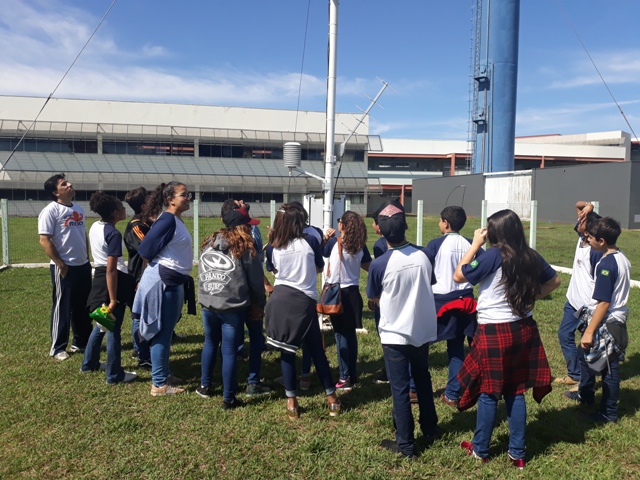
[453,209,560,469]
[196,208,266,409]
[323,210,371,391]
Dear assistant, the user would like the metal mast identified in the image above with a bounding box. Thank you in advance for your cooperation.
[323,0,339,231]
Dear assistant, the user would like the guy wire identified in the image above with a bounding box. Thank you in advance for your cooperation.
[2,0,119,172]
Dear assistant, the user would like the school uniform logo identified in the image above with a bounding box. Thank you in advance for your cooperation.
[470,260,478,268]
[601,270,610,276]
[64,211,84,227]
[199,249,235,294]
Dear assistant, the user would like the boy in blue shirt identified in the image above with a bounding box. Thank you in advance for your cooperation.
[564,217,631,423]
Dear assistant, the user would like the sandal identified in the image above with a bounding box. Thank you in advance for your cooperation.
[287,406,299,420]
[329,399,341,417]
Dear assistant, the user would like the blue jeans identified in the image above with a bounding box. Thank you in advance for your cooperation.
[150,285,184,387]
[334,328,358,381]
[444,337,465,400]
[245,317,265,385]
[82,303,126,384]
[131,317,150,363]
[201,308,244,402]
[558,301,580,381]
[578,345,620,421]
[281,315,335,398]
[383,343,439,456]
[473,393,526,460]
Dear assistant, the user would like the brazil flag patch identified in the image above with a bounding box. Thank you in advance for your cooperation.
[470,260,479,268]
[601,269,610,276]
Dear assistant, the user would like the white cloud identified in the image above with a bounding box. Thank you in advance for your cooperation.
[0,0,382,113]
[516,99,640,135]
[548,50,640,89]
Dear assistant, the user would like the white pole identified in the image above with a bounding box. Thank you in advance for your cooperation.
[323,0,339,232]
[481,199,488,228]
[192,193,199,263]
[529,200,538,250]
[416,200,424,246]
[1,199,8,265]
[270,199,276,227]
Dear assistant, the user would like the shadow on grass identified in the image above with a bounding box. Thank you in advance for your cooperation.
[485,385,640,460]
[619,352,640,381]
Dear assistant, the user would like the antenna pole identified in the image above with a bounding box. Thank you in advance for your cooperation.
[338,80,389,158]
[323,0,339,232]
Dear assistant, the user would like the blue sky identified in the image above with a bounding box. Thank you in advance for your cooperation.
[1,0,638,140]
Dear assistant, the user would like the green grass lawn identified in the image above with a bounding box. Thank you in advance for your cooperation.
[1,223,640,478]
[5,215,640,280]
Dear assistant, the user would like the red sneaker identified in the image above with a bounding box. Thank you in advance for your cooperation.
[508,453,526,469]
[460,441,489,463]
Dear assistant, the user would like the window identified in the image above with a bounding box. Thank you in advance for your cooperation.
[103,140,193,156]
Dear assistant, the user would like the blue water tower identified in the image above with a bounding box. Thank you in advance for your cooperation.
[472,0,520,173]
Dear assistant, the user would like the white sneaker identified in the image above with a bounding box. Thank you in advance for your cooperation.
[69,345,85,354]
[122,371,137,383]
[53,351,70,361]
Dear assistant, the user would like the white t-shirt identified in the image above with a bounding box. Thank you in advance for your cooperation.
[37,202,89,266]
[138,211,193,275]
[566,237,602,309]
[424,233,477,297]
[588,251,631,315]
[366,243,438,347]
[461,247,556,324]
[323,237,372,288]
[266,236,324,300]
[89,221,128,273]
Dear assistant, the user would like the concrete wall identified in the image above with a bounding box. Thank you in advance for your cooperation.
[412,174,485,217]
[628,162,640,229]
[412,162,639,228]
[532,162,632,227]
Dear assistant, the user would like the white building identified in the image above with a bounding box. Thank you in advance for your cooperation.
[0,95,635,214]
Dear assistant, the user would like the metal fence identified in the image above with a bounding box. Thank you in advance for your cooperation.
[0,199,366,266]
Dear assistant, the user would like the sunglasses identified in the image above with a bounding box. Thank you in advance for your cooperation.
[176,192,192,200]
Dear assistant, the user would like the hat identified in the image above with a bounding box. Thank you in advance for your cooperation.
[223,208,260,228]
[372,198,401,222]
[377,200,406,243]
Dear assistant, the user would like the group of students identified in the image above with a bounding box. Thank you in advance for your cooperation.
[38,173,631,469]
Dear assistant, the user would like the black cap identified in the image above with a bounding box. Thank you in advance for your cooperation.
[222,208,260,228]
[377,200,406,243]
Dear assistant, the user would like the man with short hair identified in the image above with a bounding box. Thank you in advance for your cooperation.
[38,173,93,361]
